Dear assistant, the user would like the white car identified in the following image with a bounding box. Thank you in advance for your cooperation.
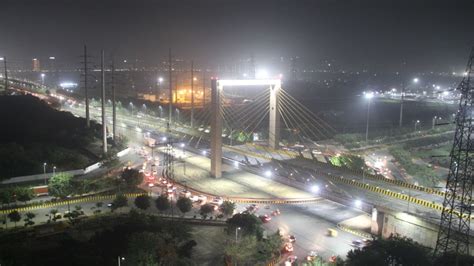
[197,195,207,203]
[212,197,224,205]
[180,190,191,198]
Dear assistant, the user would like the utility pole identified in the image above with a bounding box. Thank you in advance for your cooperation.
[250,54,256,79]
[399,83,404,128]
[84,45,90,128]
[111,58,116,141]
[202,70,206,106]
[2,56,8,92]
[168,48,173,126]
[191,60,194,128]
[100,50,108,154]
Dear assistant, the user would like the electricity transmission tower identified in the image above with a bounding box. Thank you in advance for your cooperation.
[435,48,474,256]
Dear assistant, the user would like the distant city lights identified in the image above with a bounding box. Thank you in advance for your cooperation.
[59,82,78,89]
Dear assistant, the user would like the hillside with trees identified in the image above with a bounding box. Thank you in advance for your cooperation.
[0,95,101,179]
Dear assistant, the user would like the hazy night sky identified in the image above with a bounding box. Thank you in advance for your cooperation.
[1,0,473,71]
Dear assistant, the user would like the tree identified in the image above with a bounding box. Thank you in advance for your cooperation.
[121,168,144,188]
[48,173,74,199]
[199,204,215,219]
[227,213,263,238]
[112,194,128,211]
[8,211,21,227]
[134,194,151,211]
[155,194,170,213]
[48,209,61,222]
[23,212,36,227]
[256,231,283,261]
[100,152,120,168]
[126,232,179,266]
[346,235,431,266]
[15,187,34,203]
[434,252,474,266]
[176,197,192,216]
[92,202,103,214]
[64,205,85,225]
[225,235,258,265]
[220,200,236,217]
[0,188,15,206]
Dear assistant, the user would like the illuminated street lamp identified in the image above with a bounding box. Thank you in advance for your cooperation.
[432,116,441,130]
[414,120,420,131]
[399,78,420,127]
[129,102,134,115]
[180,143,185,155]
[354,199,362,208]
[53,166,56,176]
[311,185,320,193]
[41,73,45,84]
[43,162,47,185]
[364,91,374,142]
[117,256,125,266]
[256,69,269,79]
[235,227,241,242]
[158,77,164,83]
[264,170,272,177]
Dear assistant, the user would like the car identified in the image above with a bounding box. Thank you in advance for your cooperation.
[351,240,367,248]
[283,242,293,253]
[180,190,191,198]
[289,235,296,243]
[272,209,281,216]
[209,203,219,211]
[212,197,223,205]
[197,195,207,203]
[148,183,154,187]
[190,195,199,202]
[259,214,271,223]
[247,204,259,212]
[306,251,318,261]
[286,255,298,264]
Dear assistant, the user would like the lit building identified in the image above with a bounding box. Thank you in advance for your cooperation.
[32,58,41,72]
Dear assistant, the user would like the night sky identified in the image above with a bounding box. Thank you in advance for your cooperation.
[1,0,473,71]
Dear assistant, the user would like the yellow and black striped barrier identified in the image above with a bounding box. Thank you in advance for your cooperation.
[228,197,322,205]
[337,224,372,239]
[325,174,474,220]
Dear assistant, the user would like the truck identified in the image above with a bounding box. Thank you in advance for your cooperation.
[144,136,156,147]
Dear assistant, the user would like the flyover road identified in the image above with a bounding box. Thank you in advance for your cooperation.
[64,100,447,221]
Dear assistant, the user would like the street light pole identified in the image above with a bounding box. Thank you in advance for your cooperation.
[364,92,373,142]
[53,166,56,176]
[415,120,420,131]
[399,84,404,128]
[235,227,241,242]
[117,256,125,266]
[43,162,47,185]
[191,60,194,128]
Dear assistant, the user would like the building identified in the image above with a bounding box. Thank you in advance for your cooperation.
[32,58,41,72]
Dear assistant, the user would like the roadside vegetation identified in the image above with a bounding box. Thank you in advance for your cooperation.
[335,124,454,149]
[0,95,101,179]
